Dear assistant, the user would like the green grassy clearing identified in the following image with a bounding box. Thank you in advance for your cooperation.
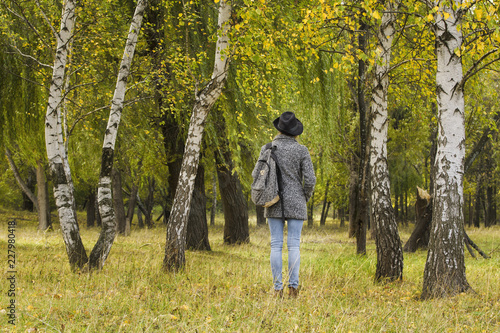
[1,210,499,332]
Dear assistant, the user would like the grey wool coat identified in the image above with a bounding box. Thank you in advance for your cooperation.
[254,134,316,220]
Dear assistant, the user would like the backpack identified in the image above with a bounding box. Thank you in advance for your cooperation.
[251,143,285,222]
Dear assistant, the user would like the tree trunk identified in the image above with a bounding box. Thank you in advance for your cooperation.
[163,0,232,271]
[394,186,399,223]
[256,205,266,226]
[468,192,472,227]
[186,163,211,250]
[348,155,357,236]
[137,208,144,228]
[404,187,432,252]
[422,2,470,299]
[340,207,345,228]
[486,184,494,227]
[353,17,369,255]
[36,160,51,230]
[89,0,147,270]
[139,176,155,228]
[216,149,249,245]
[44,0,87,270]
[473,178,482,228]
[22,168,36,211]
[113,169,127,234]
[210,172,217,226]
[125,183,138,235]
[5,148,39,212]
[320,181,330,226]
[87,190,96,228]
[369,1,403,282]
[308,190,315,227]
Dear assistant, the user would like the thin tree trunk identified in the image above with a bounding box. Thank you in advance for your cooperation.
[422,1,470,299]
[186,163,211,250]
[474,177,482,228]
[348,155,357,236]
[5,148,39,212]
[468,192,472,227]
[163,0,232,271]
[256,205,266,226]
[36,160,51,230]
[113,168,127,234]
[394,186,399,223]
[320,181,330,226]
[308,190,315,227]
[369,1,403,282]
[87,190,96,228]
[137,207,144,228]
[210,171,217,226]
[138,176,155,228]
[340,207,345,227]
[354,17,369,255]
[23,168,36,211]
[125,183,138,235]
[44,0,87,270]
[89,0,147,270]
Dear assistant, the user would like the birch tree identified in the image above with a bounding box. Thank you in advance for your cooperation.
[163,0,232,271]
[421,0,470,299]
[369,0,404,282]
[44,0,88,270]
[87,0,148,270]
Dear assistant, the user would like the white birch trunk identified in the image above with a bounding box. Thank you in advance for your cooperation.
[369,1,403,282]
[422,0,470,299]
[88,0,148,270]
[164,0,232,271]
[44,0,88,270]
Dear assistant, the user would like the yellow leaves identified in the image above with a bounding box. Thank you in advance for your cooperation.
[426,14,434,22]
[372,11,381,20]
[475,8,483,21]
[443,12,450,21]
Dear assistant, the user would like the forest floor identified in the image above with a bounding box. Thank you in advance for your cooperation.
[0,209,499,332]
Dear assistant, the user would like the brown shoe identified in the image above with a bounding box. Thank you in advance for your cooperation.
[288,287,299,298]
[275,289,284,298]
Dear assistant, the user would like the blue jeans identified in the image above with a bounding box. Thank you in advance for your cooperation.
[268,218,304,290]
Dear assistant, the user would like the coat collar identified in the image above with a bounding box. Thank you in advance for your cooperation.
[274,134,297,142]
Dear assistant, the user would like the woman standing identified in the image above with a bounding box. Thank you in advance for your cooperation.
[254,111,316,298]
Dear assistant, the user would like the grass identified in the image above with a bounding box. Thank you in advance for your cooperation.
[1,209,499,332]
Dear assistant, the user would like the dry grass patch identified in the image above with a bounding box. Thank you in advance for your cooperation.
[1,211,499,332]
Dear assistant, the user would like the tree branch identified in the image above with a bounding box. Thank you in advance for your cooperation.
[7,44,53,69]
[461,48,500,89]
[5,148,39,211]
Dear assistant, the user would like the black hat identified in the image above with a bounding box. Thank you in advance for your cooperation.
[273,111,303,136]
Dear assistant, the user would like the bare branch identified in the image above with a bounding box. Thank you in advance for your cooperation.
[68,96,153,136]
[35,0,58,39]
[8,44,53,69]
[1,0,52,49]
[461,48,500,89]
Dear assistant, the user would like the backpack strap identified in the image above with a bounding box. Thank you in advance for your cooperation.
[269,143,285,223]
